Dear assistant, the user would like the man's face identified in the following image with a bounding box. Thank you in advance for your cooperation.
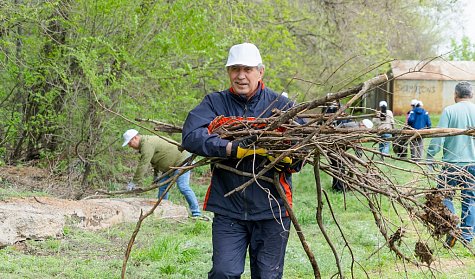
[128,136,140,150]
[227,65,264,98]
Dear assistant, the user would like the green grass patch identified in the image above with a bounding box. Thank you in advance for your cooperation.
[1,150,474,278]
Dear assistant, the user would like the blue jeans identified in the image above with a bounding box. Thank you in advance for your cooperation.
[158,170,201,217]
[438,165,475,242]
[379,133,391,155]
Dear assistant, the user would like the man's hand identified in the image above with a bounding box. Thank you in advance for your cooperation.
[267,155,293,172]
[126,182,137,191]
[231,135,268,159]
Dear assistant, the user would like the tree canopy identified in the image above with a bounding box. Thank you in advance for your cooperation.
[0,0,470,190]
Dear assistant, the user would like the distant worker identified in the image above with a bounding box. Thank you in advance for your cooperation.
[372,101,395,157]
[408,100,431,160]
[396,99,418,158]
[122,129,204,219]
[406,99,418,124]
[427,81,475,248]
[331,119,373,192]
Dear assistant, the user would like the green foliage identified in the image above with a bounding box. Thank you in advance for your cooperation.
[2,163,475,278]
[0,0,458,190]
[449,36,475,61]
[182,220,208,236]
[134,236,180,261]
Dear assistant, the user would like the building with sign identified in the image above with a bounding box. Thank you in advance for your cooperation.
[365,60,475,115]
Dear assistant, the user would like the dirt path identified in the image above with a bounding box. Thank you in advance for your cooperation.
[0,166,188,247]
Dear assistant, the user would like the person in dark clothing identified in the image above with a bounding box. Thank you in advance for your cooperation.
[329,118,372,192]
[181,43,299,279]
[406,99,418,124]
[407,101,431,160]
[395,99,419,158]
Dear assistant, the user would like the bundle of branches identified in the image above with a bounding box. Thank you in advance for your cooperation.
[119,74,475,278]
[202,74,475,274]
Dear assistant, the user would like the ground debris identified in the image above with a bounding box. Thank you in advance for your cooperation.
[415,241,433,265]
[420,190,459,238]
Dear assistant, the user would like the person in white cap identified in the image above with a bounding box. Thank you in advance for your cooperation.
[181,43,300,278]
[407,100,431,160]
[122,129,204,219]
[406,99,418,124]
[330,118,372,192]
[372,100,394,158]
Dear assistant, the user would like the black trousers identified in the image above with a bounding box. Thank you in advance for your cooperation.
[208,214,291,279]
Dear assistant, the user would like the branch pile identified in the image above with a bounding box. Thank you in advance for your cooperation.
[198,74,475,274]
[120,74,475,278]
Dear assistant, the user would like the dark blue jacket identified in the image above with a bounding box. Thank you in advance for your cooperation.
[182,84,296,221]
[407,107,431,130]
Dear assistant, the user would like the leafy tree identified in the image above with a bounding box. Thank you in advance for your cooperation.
[0,0,458,192]
[448,36,475,61]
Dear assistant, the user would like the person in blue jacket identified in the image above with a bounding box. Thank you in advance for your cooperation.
[407,100,432,160]
[182,43,298,279]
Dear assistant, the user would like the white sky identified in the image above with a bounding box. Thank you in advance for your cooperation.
[461,0,475,42]
[436,0,475,55]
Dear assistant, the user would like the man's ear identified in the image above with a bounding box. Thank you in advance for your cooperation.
[259,67,265,79]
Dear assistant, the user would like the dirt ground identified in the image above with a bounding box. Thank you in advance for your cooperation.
[0,165,75,199]
[0,165,190,247]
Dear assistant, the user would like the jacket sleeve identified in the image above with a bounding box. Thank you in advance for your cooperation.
[182,95,230,158]
[133,144,154,185]
[407,111,415,126]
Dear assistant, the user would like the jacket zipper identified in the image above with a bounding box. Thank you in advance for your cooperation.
[243,101,248,220]
[243,103,248,117]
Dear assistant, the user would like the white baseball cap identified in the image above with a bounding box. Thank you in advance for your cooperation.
[122,129,138,147]
[379,101,388,107]
[225,43,262,67]
[362,119,374,129]
[410,99,418,106]
[417,100,423,107]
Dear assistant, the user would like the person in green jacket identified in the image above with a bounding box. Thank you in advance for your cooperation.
[427,81,475,247]
[122,129,203,218]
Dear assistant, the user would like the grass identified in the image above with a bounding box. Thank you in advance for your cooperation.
[1,118,474,278]
[0,181,49,201]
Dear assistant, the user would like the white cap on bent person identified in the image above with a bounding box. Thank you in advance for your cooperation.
[225,43,262,67]
[379,101,388,107]
[410,99,418,106]
[122,129,138,147]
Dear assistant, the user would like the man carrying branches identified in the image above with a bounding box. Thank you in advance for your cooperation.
[182,43,299,278]
[427,81,475,248]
